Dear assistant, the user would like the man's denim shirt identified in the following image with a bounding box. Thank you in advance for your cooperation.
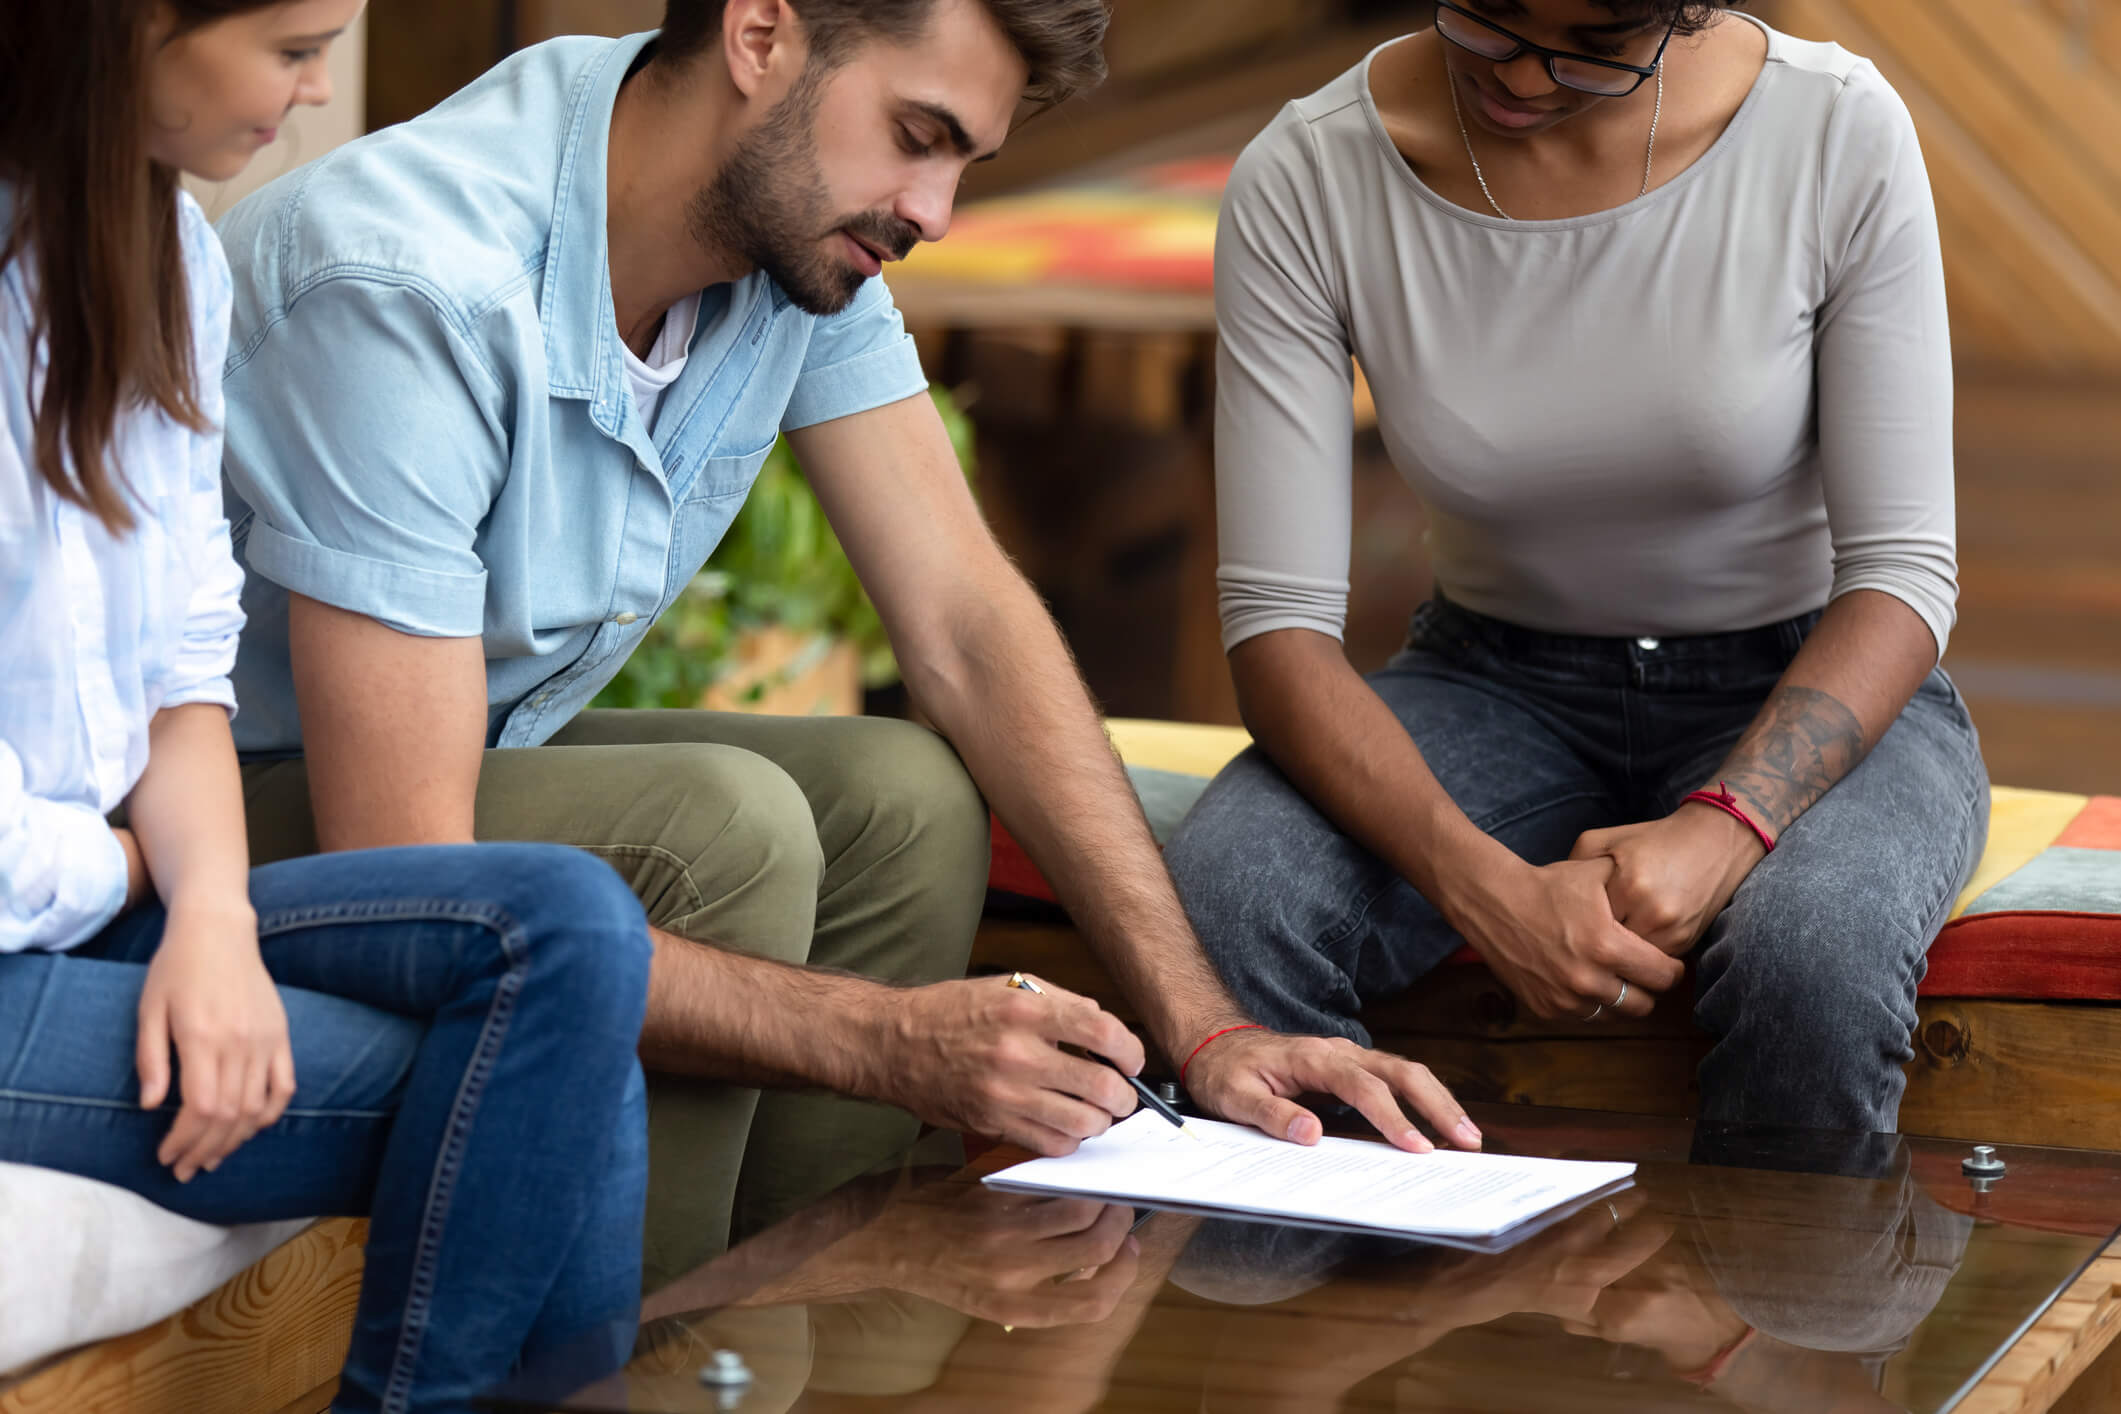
[217,32,927,754]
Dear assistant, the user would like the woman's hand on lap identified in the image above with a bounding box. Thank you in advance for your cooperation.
[136,899,295,1182]
[1571,808,1767,957]
[1454,860,1682,1022]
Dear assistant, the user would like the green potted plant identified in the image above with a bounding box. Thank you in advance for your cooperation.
[592,384,976,714]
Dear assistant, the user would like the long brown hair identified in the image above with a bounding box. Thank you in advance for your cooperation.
[1,0,279,533]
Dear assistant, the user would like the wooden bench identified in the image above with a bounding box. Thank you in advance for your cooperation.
[977,720,2121,1155]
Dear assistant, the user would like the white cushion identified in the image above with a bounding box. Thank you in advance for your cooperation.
[0,1162,312,1376]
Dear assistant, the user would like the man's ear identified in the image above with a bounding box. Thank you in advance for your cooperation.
[722,0,797,101]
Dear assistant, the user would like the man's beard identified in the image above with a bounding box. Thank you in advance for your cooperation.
[687,68,917,317]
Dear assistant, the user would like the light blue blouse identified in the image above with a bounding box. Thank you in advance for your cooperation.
[0,188,245,952]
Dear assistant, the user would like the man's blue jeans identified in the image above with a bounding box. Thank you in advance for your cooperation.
[1166,597,1990,1133]
[0,843,652,1414]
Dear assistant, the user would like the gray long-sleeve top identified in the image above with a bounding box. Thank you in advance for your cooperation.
[1213,17,1957,658]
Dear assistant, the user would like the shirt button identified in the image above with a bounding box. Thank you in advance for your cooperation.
[1636,637,1661,651]
[613,612,638,625]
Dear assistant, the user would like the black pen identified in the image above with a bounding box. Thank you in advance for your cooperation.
[1006,972,1205,1143]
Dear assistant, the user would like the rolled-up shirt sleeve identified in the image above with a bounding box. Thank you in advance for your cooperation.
[165,212,244,713]
[221,277,505,638]
[1213,110,1358,652]
[781,275,929,432]
[1814,63,1958,660]
[0,741,129,953]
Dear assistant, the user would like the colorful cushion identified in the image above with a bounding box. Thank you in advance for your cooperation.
[894,158,1227,293]
[1925,793,2121,1000]
[986,721,2121,1003]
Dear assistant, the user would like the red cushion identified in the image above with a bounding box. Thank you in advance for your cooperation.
[988,815,1054,903]
[991,814,2121,1002]
[1922,914,2121,1001]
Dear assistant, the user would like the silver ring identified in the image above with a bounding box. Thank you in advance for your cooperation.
[1585,1002,1605,1022]
[1613,981,1629,1009]
[1605,1201,1622,1228]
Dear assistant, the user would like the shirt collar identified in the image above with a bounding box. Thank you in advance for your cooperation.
[540,30,659,411]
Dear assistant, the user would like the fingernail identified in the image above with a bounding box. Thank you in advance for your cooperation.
[1405,1129,1433,1152]
[1457,1119,1484,1148]
[1125,1234,1141,1256]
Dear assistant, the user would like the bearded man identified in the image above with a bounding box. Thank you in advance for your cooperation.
[213,0,1479,1286]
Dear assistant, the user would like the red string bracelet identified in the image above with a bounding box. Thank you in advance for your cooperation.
[1181,1023,1264,1089]
[1673,1325,1757,1386]
[1682,782,1776,854]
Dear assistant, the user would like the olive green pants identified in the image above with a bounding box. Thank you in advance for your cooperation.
[240,710,991,1289]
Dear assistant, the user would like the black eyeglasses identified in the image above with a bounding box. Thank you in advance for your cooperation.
[1433,1,1678,97]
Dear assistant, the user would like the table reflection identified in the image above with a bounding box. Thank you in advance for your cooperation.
[511,1127,2013,1414]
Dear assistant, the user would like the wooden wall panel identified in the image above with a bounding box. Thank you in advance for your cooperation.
[1776,0,2121,377]
[516,0,663,46]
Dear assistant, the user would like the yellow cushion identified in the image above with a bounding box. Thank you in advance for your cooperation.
[1954,787,2091,919]
[1107,718,1252,780]
[1104,718,2084,923]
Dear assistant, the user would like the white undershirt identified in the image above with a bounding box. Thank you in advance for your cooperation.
[621,291,702,430]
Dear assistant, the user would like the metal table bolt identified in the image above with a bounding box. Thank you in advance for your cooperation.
[700,1348,753,1403]
[1157,1081,1183,1109]
[1963,1144,2007,1192]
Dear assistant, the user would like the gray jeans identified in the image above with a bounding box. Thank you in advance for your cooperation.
[1166,597,1989,1133]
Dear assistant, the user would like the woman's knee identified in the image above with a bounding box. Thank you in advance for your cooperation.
[1165,751,1349,947]
[1696,890,1920,1050]
[479,843,655,1031]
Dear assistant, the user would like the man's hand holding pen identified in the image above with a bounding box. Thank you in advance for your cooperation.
[861,973,1145,1157]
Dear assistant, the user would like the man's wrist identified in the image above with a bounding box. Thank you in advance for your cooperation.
[1162,1011,1257,1076]
[814,974,901,1102]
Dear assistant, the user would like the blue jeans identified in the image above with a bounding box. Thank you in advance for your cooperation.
[1166,597,1990,1133]
[0,843,652,1414]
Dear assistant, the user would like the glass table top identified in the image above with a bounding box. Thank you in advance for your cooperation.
[488,1104,2121,1413]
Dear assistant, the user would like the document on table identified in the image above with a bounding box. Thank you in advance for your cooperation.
[984,1113,1635,1242]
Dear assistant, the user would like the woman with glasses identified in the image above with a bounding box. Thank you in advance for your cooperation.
[2,3,653,1408]
[1167,0,1985,1135]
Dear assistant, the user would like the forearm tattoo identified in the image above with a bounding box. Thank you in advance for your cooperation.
[1715,686,1868,835]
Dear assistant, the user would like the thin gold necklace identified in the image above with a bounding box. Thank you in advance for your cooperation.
[1446,61,1663,220]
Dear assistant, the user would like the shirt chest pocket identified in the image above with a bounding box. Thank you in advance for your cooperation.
[680,435,779,505]
[669,438,778,574]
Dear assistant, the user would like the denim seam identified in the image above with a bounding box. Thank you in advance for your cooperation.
[378,912,528,1414]
[254,897,515,937]
[1312,788,1610,955]
[255,898,531,1414]
[0,1093,398,1119]
[2,963,64,1091]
